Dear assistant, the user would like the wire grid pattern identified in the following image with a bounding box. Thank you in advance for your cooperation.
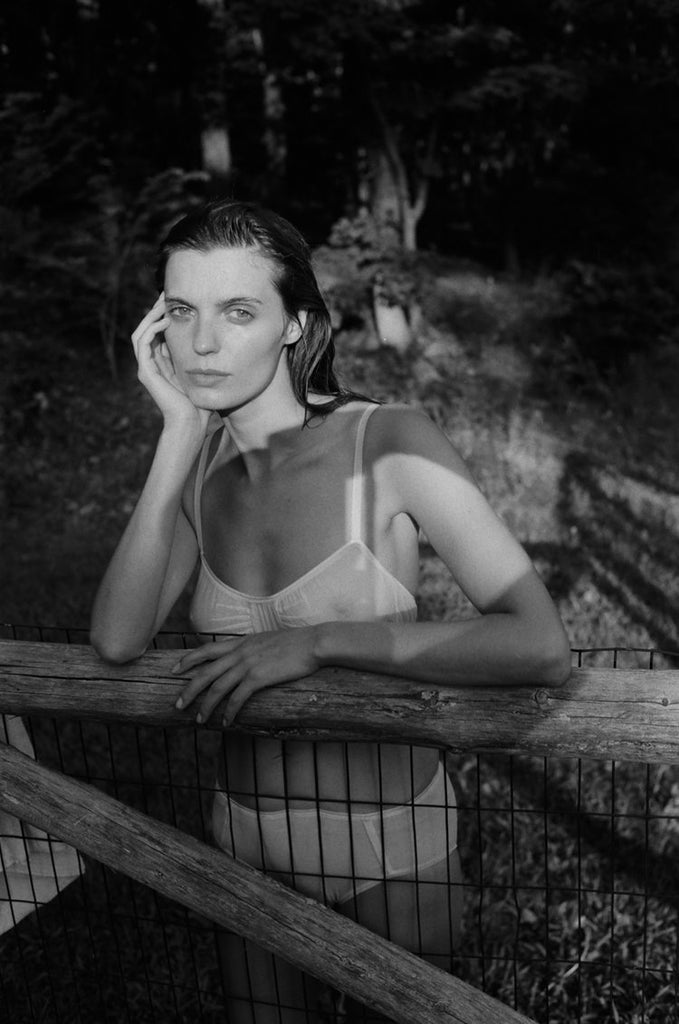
[0,626,678,1024]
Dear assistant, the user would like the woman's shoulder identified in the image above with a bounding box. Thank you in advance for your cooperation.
[321,398,461,473]
[362,401,453,458]
[361,401,476,497]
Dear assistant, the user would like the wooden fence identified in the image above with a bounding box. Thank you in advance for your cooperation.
[1,638,678,1022]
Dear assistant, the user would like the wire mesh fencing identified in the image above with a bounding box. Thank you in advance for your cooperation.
[1,626,678,1023]
[455,645,679,1023]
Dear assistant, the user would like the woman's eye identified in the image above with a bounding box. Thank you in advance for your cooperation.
[229,308,253,322]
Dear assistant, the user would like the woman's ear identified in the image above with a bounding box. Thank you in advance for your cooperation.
[283,310,308,346]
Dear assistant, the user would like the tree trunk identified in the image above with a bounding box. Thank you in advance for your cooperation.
[252,27,287,187]
[373,286,413,352]
[201,125,232,178]
[368,147,401,232]
[402,205,419,252]
[368,96,436,253]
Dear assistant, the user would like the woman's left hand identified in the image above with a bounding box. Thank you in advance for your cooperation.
[172,629,320,726]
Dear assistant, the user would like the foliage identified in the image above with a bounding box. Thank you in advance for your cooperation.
[2,1,678,346]
[0,92,208,375]
[553,260,679,380]
[315,209,418,314]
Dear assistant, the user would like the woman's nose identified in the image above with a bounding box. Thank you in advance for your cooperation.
[192,321,220,355]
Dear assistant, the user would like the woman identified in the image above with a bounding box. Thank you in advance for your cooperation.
[91,199,570,1023]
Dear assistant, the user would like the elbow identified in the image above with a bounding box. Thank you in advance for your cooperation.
[90,627,146,666]
[531,629,572,688]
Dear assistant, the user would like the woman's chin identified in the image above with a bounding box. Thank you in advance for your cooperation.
[197,395,228,409]
[189,391,242,419]
[184,385,232,410]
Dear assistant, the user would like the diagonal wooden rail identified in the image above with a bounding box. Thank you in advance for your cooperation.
[0,640,678,761]
[0,740,534,1024]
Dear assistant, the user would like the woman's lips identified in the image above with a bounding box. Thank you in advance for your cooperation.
[185,370,231,385]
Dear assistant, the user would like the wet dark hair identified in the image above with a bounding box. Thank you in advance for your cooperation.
[156,199,366,419]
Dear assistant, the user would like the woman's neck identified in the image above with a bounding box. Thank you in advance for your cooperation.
[222,395,343,481]
[221,379,327,479]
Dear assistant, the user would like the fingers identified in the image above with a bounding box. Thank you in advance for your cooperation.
[172,638,273,728]
[172,635,295,728]
[173,639,244,719]
[175,656,233,709]
[133,318,170,366]
[220,677,261,728]
[197,668,243,724]
[131,294,169,364]
[155,339,175,378]
[177,659,260,727]
[173,638,242,676]
[131,293,165,347]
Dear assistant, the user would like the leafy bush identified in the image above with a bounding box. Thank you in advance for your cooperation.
[314,209,418,318]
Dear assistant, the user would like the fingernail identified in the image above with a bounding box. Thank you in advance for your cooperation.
[196,713,203,724]
[171,663,181,674]
[175,698,183,710]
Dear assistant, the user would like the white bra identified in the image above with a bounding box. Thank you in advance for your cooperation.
[189,405,417,635]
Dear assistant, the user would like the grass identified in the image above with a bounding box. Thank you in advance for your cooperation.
[1,266,679,1021]
[453,711,679,1022]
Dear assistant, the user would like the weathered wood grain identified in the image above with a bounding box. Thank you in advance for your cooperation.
[1,640,678,761]
[0,740,535,1024]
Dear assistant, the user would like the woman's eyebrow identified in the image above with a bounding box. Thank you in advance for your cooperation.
[216,296,264,309]
[164,295,264,307]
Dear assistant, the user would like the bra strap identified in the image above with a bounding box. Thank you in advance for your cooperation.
[349,405,379,543]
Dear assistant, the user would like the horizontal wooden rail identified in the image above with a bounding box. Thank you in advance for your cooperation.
[1,640,678,761]
[0,740,534,1024]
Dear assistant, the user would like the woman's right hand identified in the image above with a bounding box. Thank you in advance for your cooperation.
[131,293,210,435]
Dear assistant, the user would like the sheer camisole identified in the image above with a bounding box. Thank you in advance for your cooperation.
[189,405,418,635]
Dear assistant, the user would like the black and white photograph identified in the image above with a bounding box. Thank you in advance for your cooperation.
[1,2,678,1021]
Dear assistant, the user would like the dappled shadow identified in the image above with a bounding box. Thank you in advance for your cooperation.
[504,757,679,911]
[526,451,679,654]
[508,442,679,920]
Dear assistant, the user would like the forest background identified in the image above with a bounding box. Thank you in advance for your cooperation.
[1,0,678,656]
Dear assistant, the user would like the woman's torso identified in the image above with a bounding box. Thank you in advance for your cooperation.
[186,402,439,810]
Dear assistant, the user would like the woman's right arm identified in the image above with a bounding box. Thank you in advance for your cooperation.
[90,427,203,663]
[90,294,210,663]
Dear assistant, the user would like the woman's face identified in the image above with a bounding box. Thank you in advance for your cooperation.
[162,246,301,413]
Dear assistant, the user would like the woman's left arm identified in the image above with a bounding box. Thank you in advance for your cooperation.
[315,406,571,688]
[315,574,570,687]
